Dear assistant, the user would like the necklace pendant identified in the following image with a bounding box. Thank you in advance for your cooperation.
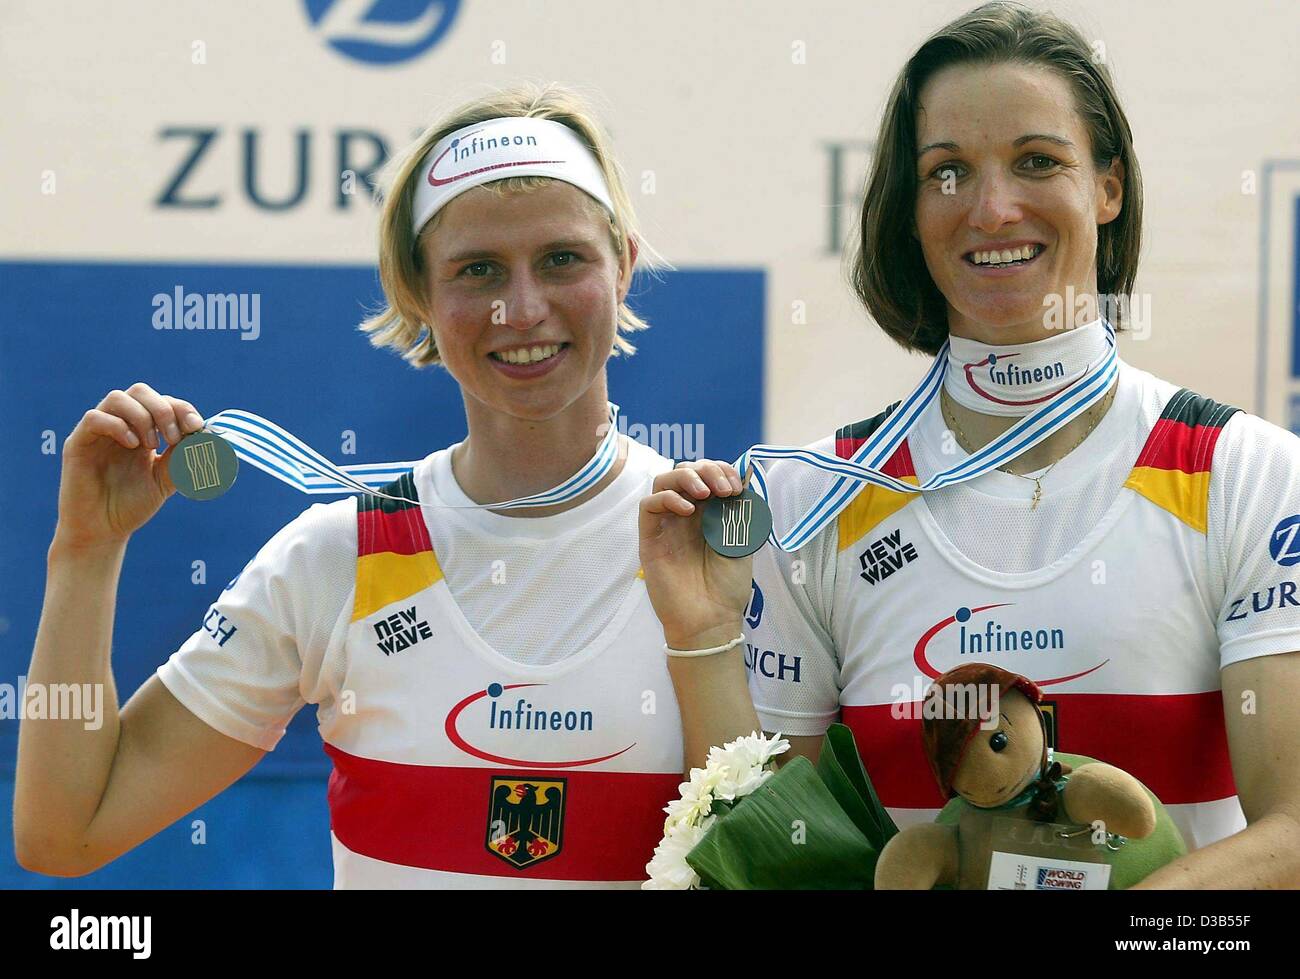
[1030,480,1042,511]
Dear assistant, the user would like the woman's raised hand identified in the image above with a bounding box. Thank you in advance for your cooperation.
[638,459,755,650]
[54,382,206,551]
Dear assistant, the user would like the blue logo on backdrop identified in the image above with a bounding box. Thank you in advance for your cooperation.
[1270,515,1300,566]
[745,580,764,630]
[303,0,460,65]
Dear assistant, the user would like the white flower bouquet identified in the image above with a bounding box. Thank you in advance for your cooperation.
[644,724,899,889]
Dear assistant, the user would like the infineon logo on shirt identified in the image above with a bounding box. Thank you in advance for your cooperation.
[487,684,592,733]
[444,682,635,768]
[914,603,1108,687]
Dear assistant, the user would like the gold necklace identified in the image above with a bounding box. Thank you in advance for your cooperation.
[940,387,1115,511]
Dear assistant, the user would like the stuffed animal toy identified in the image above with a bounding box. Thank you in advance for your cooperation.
[875,663,1186,889]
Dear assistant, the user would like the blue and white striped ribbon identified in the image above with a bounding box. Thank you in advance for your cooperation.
[737,322,1118,552]
[202,403,623,511]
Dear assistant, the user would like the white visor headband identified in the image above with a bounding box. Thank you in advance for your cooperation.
[411,116,616,236]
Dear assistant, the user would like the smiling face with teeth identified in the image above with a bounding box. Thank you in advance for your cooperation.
[913,61,1124,346]
[419,180,633,423]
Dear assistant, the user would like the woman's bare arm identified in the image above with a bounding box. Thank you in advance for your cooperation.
[640,460,825,772]
[14,382,267,876]
[14,536,266,876]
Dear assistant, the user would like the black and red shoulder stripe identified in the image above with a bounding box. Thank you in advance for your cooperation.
[834,402,920,551]
[836,401,901,459]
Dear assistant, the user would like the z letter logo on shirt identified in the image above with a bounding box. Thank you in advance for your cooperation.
[1270,515,1300,567]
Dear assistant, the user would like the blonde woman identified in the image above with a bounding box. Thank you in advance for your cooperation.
[17,84,696,889]
[641,2,1300,888]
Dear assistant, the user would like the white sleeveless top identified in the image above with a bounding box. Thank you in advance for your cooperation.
[746,362,1300,851]
[159,438,683,888]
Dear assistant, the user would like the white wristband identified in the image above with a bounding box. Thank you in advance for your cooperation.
[664,635,746,658]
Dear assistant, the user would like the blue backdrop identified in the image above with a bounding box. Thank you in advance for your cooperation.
[0,259,764,887]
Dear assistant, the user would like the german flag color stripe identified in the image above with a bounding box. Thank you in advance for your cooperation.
[353,551,442,622]
[324,743,680,880]
[835,400,902,459]
[353,471,444,622]
[1124,389,1239,534]
[835,403,921,552]
[841,689,1236,808]
[357,472,433,557]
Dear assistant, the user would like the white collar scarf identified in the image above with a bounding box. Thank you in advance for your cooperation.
[944,318,1111,417]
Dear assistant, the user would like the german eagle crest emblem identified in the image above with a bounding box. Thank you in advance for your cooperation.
[486,776,566,868]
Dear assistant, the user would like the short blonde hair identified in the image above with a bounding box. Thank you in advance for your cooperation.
[361,83,653,368]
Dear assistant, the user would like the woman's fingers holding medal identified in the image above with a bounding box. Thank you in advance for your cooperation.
[684,459,745,497]
[94,385,238,503]
[643,460,744,517]
[56,384,208,549]
[639,459,753,648]
[73,386,202,456]
[95,382,204,452]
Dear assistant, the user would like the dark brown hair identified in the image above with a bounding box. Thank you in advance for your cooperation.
[850,0,1143,355]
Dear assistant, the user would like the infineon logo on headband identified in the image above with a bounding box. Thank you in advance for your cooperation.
[427,128,558,186]
[411,116,616,235]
